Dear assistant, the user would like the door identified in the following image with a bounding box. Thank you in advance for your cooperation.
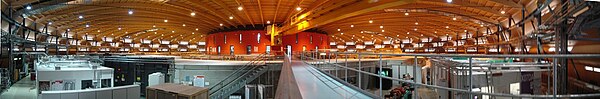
[287,45,292,55]
[217,46,221,55]
[247,45,252,54]
[230,45,235,55]
[266,46,271,54]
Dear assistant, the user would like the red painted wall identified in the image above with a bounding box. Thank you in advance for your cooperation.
[206,30,271,55]
[206,30,329,55]
[281,32,330,54]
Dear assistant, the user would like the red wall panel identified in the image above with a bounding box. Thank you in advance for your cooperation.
[206,30,271,55]
[206,30,328,55]
[281,32,330,54]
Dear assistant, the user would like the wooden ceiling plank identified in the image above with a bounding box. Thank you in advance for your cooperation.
[210,0,250,27]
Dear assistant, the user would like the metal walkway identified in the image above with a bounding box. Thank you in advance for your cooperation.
[275,56,374,99]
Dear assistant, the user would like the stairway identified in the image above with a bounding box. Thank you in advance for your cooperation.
[209,54,269,99]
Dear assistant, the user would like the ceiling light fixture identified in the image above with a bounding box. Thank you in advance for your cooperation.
[447,0,452,3]
[195,28,199,31]
[369,19,373,23]
[404,12,409,16]
[267,21,271,24]
[78,15,83,19]
[118,27,122,30]
[97,30,100,32]
[341,32,344,35]
[350,24,354,27]
[452,17,457,20]
[229,16,234,19]
[153,25,156,28]
[296,7,302,11]
[337,28,341,31]
[128,9,133,15]
[182,24,186,27]
[164,19,168,22]
[219,23,223,26]
[172,31,175,33]
[407,32,410,34]
[381,30,385,32]
[415,22,419,25]
[380,25,384,28]
[501,10,506,14]
[192,32,195,34]
[26,5,32,10]
[445,26,449,28]
[48,22,52,25]
[238,6,243,11]
[190,12,196,16]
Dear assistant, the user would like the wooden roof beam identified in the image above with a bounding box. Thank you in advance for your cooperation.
[278,0,418,36]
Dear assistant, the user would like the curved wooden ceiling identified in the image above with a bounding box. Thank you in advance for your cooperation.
[8,0,529,44]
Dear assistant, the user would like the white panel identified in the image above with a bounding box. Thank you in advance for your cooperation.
[78,48,89,51]
[90,41,101,46]
[336,45,346,49]
[141,39,152,44]
[420,37,432,42]
[188,45,198,49]
[356,45,365,49]
[345,42,355,45]
[402,39,412,44]
[375,44,384,48]
[169,44,179,49]
[109,43,120,47]
[123,38,133,43]
[364,41,374,45]
[82,35,95,40]
[383,40,392,45]
[179,41,189,45]
[99,48,110,51]
[446,48,456,52]
[425,48,435,52]
[197,42,206,45]
[160,40,170,44]
[102,37,114,42]
[330,42,337,45]
[69,40,82,45]
[150,44,160,48]
[159,48,169,51]
[179,48,188,52]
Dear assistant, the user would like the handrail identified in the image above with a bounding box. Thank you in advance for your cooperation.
[315,51,600,58]
[299,51,600,98]
[209,54,267,95]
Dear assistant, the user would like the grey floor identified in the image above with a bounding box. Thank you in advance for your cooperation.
[0,76,37,99]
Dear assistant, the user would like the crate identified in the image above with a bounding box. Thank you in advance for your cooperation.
[146,83,209,99]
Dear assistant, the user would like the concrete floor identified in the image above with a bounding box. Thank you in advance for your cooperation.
[0,76,37,99]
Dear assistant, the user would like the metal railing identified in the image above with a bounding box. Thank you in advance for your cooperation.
[209,54,269,99]
[299,51,600,99]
